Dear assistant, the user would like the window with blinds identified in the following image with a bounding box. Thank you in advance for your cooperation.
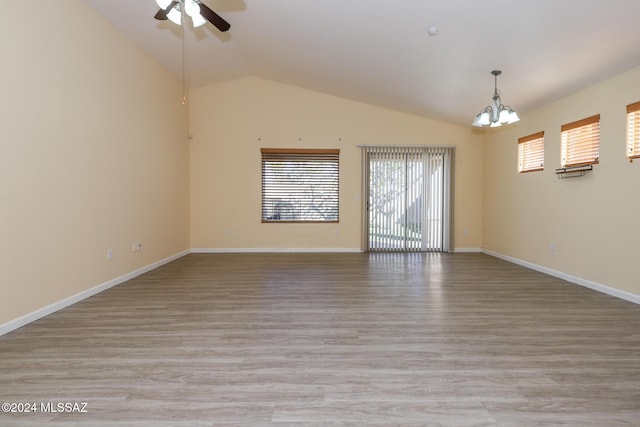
[518,131,544,173]
[561,115,600,167]
[261,148,339,223]
[363,146,454,252]
[627,101,640,161]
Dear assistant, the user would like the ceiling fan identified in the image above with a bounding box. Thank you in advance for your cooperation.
[154,0,230,32]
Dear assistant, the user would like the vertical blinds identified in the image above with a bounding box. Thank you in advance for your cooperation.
[363,146,453,253]
[561,114,600,167]
[627,101,640,161]
[518,131,544,173]
[261,148,339,222]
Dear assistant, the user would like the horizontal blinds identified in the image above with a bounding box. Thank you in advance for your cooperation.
[261,148,339,222]
[561,115,600,167]
[518,131,544,173]
[627,101,640,160]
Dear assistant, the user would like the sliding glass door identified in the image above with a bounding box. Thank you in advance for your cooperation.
[363,146,454,252]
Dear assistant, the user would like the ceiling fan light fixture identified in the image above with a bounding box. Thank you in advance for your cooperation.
[152,0,230,32]
[191,13,207,27]
[184,0,198,15]
[166,6,182,25]
[185,0,206,27]
[472,70,519,128]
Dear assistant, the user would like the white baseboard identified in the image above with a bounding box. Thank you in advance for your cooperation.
[0,250,191,337]
[191,247,363,253]
[482,249,640,305]
[195,248,480,254]
[453,247,482,253]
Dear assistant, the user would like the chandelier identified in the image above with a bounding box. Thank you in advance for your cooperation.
[472,70,520,128]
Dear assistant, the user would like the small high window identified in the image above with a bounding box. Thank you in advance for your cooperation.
[626,101,640,161]
[561,115,600,167]
[518,131,544,173]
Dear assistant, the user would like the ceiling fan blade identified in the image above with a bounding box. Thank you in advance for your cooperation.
[198,3,231,32]
[154,1,178,20]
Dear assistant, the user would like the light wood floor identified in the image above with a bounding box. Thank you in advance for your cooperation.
[1,253,639,426]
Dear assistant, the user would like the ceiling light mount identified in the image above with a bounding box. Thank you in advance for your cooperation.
[472,69,520,128]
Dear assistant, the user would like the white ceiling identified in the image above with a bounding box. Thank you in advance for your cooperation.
[85,0,640,126]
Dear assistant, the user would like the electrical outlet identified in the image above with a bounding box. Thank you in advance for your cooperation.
[550,242,556,252]
[107,249,113,260]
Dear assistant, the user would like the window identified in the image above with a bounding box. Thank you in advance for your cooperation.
[561,114,600,167]
[627,101,640,161]
[261,148,339,223]
[364,146,454,252]
[518,131,544,173]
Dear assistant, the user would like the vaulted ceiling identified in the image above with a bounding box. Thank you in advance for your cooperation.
[86,0,640,126]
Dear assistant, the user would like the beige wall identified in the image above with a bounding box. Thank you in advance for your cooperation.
[6,1,637,332]
[189,77,484,251]
[0,1,190,325]
[483,65,640,295]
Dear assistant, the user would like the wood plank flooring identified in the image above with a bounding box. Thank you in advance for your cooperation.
[1,252,639,426]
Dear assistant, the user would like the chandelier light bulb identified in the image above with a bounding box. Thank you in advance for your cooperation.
[499,109,510,124]
[508,109,520,124]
